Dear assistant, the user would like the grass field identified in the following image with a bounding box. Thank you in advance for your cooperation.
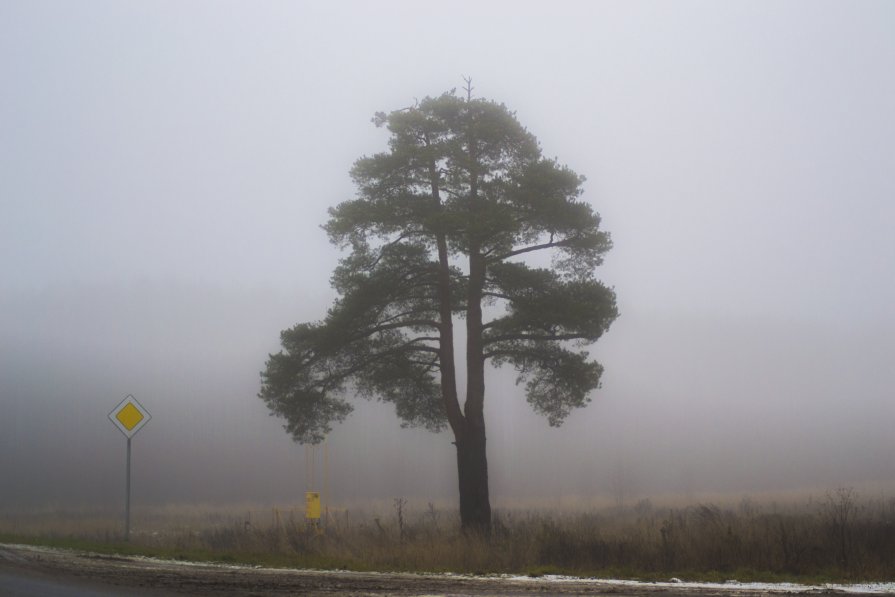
[3,489,895,583]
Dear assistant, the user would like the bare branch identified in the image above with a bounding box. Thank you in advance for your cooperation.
[462,75,474,101]
[490,237,579,262]
[482,332,593,346]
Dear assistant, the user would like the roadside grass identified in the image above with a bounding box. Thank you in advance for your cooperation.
[3,490,895,584]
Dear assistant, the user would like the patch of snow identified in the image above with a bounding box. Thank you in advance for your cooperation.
[494,574,895,594]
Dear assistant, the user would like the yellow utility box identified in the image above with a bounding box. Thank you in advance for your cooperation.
[305,491,321,520]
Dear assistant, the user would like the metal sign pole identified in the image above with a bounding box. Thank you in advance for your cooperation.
[126,436,132,541]
[108,394,150,543]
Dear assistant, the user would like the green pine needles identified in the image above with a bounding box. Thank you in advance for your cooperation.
[260,86,618,529]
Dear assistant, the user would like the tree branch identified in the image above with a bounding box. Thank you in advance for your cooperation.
[365,319,442,335]
[375,308,438,328]
[308,353,438,396]
[363,232,411,270]
[489,237,579,262]
[482,332,593,346]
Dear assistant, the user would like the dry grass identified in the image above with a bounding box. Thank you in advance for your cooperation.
[3,490,895,582]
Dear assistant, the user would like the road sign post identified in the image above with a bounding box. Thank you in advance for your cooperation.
[108,394,151,541]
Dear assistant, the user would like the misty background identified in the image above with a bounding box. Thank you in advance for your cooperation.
[2,1,894,511]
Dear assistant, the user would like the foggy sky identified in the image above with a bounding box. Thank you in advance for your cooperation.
[2,1,894,510]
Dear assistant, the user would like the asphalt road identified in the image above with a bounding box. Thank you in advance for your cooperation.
[0,543,882,596]
[0,570,128,597]
[0,545,148,597]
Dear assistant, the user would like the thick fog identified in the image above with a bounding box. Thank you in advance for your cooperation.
[2,1,894,511]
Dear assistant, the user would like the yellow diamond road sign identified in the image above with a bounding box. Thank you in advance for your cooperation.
[109,395,151,438]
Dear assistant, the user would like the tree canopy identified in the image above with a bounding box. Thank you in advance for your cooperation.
[260,86,617,529]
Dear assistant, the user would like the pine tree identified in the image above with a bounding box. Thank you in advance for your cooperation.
[260,83,618,531]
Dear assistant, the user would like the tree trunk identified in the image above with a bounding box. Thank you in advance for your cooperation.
[459,247,491,533]
[426,153,464,440]
[456,422,491,533]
